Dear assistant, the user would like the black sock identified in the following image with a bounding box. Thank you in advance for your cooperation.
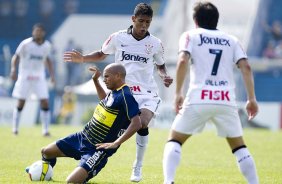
[42,156,57,168]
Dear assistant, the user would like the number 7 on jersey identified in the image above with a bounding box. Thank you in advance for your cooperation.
[209,49,222,76]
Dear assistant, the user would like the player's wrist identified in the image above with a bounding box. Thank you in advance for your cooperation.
[114,140,121,146]
[247,97,256,101]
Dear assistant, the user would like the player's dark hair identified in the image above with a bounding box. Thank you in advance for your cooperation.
[193,2,219,29]
[33,23,45,31]
[133,3,153,17]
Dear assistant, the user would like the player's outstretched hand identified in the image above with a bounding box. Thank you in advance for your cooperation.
[163,75,173,87]
[89,66,101,81]
[246,99,258,120]
[96,142,119,150]
[63,49,83,63]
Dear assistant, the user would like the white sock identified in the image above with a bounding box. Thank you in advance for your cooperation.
[12,108,21,133]
[163,141,181,183]
[40,109,50,134]
[135,134,148,167]
[233,147,259,184]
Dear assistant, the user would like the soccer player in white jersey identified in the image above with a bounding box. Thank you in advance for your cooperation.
[64,3,173,182]
[10,23,55,136]
[163,2,259,184]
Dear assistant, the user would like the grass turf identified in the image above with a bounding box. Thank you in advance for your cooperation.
[0,125,281,184]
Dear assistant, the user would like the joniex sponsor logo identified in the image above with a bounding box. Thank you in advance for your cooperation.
[198,34,230,46]
[29,54,43,60]
[121,51,149,63]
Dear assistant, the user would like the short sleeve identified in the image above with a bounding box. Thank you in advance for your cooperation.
[15,40,25,56]
[121,93,140,120]
[234,38,247,63]
[153,40,165,65]
[178,31,191,53]
[101,32,117,55]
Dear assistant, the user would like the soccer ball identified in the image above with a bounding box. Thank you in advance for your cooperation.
[26,160,53,181]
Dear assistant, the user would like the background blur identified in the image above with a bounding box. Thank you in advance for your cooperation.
[0,0,281,130]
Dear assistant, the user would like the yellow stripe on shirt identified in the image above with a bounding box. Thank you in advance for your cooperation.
[93,104,117,127]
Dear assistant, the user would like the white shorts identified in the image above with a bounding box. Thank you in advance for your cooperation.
[12,76,49,99]
[133,93,161,114]
[172,104,243,137]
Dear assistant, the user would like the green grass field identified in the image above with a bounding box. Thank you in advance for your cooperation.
[0,125,281,184]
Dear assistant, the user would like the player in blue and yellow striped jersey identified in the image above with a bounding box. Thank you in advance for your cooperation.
[37,63,142,183]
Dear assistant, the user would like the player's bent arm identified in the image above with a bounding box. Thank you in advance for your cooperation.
[96,115,142,149]
[156,64,168,78]
[92,79,106,100]
[113,115,142,146]
[237,58,256,101]
[176,51,190,95]
[156,64,173,87]
[10,54,19,80]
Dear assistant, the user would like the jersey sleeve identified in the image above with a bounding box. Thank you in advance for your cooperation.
[15,40,26,56]
[178,31,192,54]
[121,92,140,120]
[101,32,117,55]
[233,38,247,63]
[153,40,165,65]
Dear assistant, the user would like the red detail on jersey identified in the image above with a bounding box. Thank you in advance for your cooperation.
[27,76,39,80]
[160,42,164,54]
[201,90,230,101]
[103,35,113,46]
[130,86,141,92]
[185,33,190,48]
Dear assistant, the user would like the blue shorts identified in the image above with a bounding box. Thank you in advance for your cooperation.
[56,132,114,181]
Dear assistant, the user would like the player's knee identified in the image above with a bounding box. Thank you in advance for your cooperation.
[41,147,47,157]
[41,146,52,158]
[66,177,74,184]
[137,127,149,136]
[140,118,150,128]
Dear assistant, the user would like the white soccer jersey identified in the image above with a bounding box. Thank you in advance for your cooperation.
[179,28,247,106]
[16,37,51,79]
[101,27,165,95]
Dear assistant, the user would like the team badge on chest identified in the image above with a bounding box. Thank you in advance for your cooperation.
[145,44,153,54]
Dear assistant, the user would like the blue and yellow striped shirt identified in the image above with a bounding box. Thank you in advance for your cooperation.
[82,84,140,146]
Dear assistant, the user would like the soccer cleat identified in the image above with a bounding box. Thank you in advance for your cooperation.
[43,132,50,137]
[130,165,142,182]
[12,130,18,135]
